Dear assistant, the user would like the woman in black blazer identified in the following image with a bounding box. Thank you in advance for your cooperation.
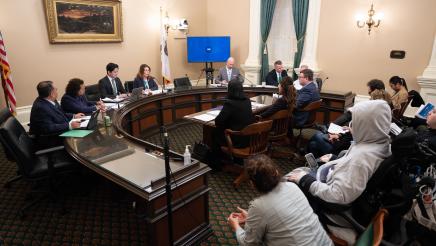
[211,80,255,169]
[61,78,105,114]
[258,76,296,119]
[132,64,159,93]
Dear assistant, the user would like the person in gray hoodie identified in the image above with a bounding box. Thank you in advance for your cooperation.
[288,100,392,205]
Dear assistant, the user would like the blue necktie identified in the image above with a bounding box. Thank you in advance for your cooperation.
[144,79,149,89]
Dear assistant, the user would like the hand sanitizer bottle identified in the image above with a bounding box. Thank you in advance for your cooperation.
[184,145,191,166]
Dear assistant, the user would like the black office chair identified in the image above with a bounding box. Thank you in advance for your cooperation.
[0,116,78,217]
[124,81,134,93]
[85,84,101,102]
[0,108,22,188]
[315,78,323,92]
[174,77,191,89]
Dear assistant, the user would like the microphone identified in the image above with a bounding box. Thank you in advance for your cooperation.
[239,74,256,87]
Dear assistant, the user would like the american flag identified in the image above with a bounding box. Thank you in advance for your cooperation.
[0,31,16,114]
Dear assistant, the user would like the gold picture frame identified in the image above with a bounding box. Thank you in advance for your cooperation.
[44,0,123,43]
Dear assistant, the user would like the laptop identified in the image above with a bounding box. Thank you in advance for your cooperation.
[79,110,99,130]
[130,87,143,100]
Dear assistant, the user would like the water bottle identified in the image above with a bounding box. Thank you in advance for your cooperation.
[184,145,191,166]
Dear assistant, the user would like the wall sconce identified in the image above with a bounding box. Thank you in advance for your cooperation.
[163,12,189,34]
[356,4,382,35]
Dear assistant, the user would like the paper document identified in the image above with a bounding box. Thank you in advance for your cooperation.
[251,102,265,109]
[102,97,125,103]
[80,120,89,128]
[390,123,402,136]
[415,103,434,119]
[328,123,347,134]
[207,110,221,116]
[59,130,93,138]
[193,113,216,122]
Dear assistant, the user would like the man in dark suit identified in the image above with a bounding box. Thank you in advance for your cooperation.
[30,81,84,148]
[293,69,320,127]
[98,63,126,98]
[265,60,288,86]
[214,57,243,85]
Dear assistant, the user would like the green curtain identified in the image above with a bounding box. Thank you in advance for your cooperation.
[292,0,309,80]
[260,0,277,83]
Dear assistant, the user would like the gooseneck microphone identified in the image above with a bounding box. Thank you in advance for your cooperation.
[161,126,174,245]
[239,74,256,87]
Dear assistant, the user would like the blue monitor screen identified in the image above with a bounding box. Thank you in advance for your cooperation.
[187,36,230,63]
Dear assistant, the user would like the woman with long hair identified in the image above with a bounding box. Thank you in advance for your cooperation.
[389,76,409,110]
[132,64,159,92]
[258,76,296,119]
[61,78,105,114]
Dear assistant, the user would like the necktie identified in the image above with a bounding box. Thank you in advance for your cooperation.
[278,74,282,83]
[144,79,149,89]
[227,70,232,81]
[111,78,118,95]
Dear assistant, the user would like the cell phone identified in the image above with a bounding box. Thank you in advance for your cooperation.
[305,153,318,171]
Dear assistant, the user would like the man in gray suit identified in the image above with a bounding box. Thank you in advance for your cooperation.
[214,57,243,85]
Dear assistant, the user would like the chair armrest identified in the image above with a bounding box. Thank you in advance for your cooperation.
[224,129,236,154]
[35,145,65,156]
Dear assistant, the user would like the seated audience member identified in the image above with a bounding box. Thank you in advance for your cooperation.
[293,64,308,90]
[292,69,320,127]
[30,81,84,148]
[214,57,243,85]
[307,79,393,158]
[227,155,333,246]
[98,62,126,98]
[416,108,436,152]
[288,100,391,205]
[389,76,409,110]
[258,76,296,119]
[132,64,159,94]
[61,78,106,114]
[210,80,256,168]
[265,60,288,86]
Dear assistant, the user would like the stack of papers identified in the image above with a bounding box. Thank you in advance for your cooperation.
[390,123,403,136]
[328,123,348,134]
[192,109,222,122]
[102,97,125,103]
[251,102,265,109]
[415,103,434,119]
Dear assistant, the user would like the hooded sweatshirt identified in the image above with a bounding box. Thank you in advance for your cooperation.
[301,100,392,204]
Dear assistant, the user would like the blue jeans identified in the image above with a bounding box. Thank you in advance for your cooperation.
[307,131,333,158]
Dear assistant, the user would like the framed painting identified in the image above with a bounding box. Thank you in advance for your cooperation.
[44,0,123,43]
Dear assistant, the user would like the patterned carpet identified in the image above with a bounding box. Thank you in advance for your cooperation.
[0,123,306,245]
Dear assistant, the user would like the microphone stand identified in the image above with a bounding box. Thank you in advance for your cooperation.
[240,74,256,87]
[162,126,174,245]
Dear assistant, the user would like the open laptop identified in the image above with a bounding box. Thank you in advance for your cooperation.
[130,87,143,100]
[79,110,99,130]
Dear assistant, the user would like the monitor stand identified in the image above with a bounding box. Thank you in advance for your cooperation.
[204,62,214,86]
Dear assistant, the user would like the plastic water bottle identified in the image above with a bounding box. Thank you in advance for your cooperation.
[184,145,191,166]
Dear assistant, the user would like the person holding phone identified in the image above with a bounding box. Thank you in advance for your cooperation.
[132,64,159,95]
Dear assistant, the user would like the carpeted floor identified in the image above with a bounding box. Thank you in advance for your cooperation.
[0,123,307,245]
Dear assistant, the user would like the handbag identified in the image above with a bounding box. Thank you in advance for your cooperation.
[192,141,210,164]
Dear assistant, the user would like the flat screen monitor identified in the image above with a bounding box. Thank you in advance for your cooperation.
[187,36,230,63]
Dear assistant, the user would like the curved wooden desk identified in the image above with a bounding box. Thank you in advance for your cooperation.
[65,86,355,245]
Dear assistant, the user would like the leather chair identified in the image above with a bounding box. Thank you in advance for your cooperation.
[85,84,101,102]
[354,209,389,246]
[124,81,134,93]
[294,99,322,149]
[0,116,78,217]
[0,108,22,188]
[259,109,291,157]
[316,78,323,92]
[221,120,273,188]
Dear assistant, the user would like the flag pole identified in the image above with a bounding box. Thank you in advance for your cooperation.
[0,58,10,110]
